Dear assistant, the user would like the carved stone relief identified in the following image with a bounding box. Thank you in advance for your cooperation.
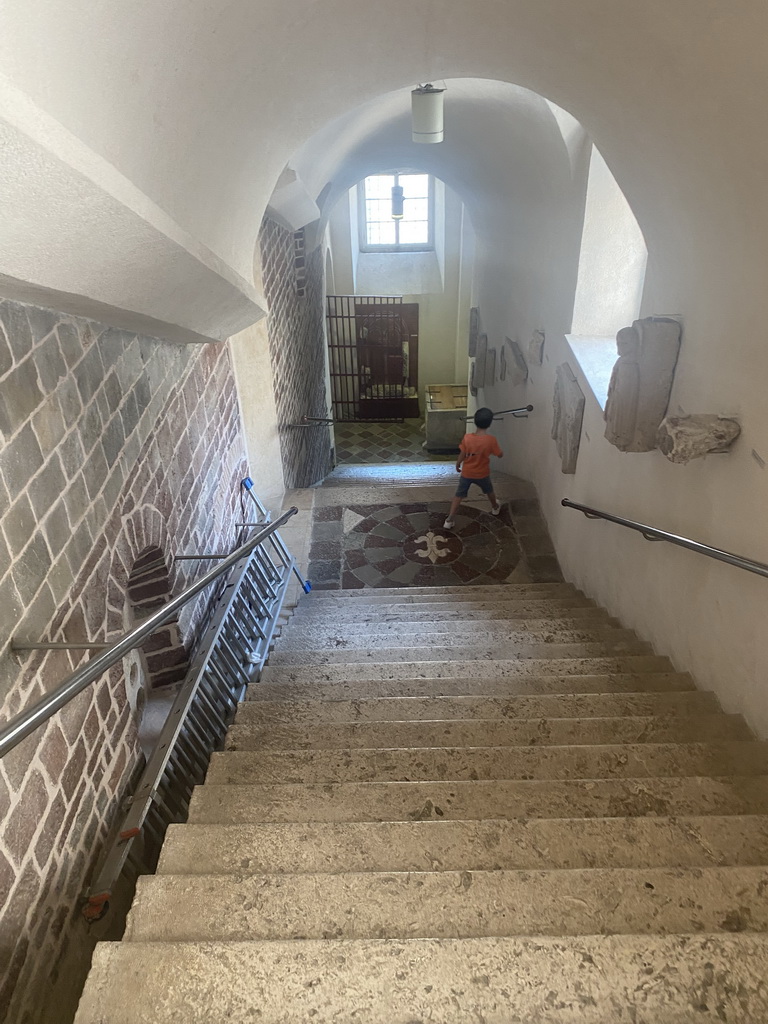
[468,307,480,357]
[552,362,585,474]
[499,344,507,381]
[657,414,741,464]
[475,333,488,388]
[469,360,478,397]
[485,348,496,387]
[528,329,545,366]
[505,337,529,387]
[604,317,682,452]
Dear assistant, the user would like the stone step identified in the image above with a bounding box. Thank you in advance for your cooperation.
[250,670,691,703]
[304,583,580,600]
[225,713,750,751]
[273,625,637,653]
[280,612,616,638]
[125,865,768,943]
[205,741,768,786]
[257,655,676,689]
[75,934,768,1023]
[157,815,768,877]
[293,598,597,622]
[267,640,654,667]
[187,775,768,824]
[236,690,719,724]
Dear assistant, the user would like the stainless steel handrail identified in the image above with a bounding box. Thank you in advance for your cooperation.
[562,498,768,580]
[0,508,299,758]
[465,405,534,421]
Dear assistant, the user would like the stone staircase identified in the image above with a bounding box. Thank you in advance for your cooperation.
[75,582,768,1022]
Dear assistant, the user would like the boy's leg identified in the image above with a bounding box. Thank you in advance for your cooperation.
[479,476,501,513]
[444,477,469,528]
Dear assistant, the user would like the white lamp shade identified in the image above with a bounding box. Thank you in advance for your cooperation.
[411,85,445,144]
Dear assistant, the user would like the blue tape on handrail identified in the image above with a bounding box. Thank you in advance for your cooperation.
[303,581,312,593]
[242,477,254,490]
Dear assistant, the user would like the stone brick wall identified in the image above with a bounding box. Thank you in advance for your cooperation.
[0,299,250,1023]
[259,219,333,488]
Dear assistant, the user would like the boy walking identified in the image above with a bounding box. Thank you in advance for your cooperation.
[444,407,503,529]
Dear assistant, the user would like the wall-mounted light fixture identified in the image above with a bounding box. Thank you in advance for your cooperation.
[391,185,404,219]
[411,84,445,144]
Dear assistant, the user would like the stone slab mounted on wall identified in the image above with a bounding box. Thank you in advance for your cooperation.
[505,337,529,387]
[604,316,682,452]
[475,333,488,388]
[468,307,480,357]
[657,414,741,464]
[528,329,545,366]
[552,362,585,474]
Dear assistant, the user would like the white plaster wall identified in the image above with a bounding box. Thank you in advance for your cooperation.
[571,147,647,336]
[228,321,285,513]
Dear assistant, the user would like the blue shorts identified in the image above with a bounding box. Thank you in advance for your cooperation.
[455,475,494,497]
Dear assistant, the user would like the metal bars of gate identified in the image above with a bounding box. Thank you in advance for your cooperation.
[326,294,403,422]
[82,519,296,921]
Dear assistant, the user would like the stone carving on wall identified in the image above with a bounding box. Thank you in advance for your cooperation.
[475,332,488,387]
[528,328,545,366]
[552,362,585,474]
[469,359,478,397]
[468,307,480,357]
[485,348,496,387]
[505,337,529,387]
[604,316,682,452]
[499,344,507,381]
[657,414,741,464]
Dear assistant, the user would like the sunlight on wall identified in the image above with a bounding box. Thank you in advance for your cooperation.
[571,147,647,337]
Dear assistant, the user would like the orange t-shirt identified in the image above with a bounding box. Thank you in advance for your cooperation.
[459,432,503,478]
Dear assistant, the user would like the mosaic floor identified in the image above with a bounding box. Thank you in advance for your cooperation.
[333,420,457,465]
[308,498,563,590]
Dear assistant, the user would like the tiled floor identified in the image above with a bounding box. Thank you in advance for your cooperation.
[333,420,457,465]
[308,496,563,590]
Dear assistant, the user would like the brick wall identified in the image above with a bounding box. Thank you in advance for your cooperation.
[0,299,250,1023]
[259,219,333,488]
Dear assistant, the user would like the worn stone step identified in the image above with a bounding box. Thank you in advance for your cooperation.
[250,669,691,703]
[75,934,768,1023]
[157,815,768,877]
[257,656,677,689]
[125,865,768,943]
[205,741,768,786]
[273,626,637,653]
[268,640,656,667]
[279,612,616,639]
[225,713,750,751]
[236,690,720,725]
[304,583,580,600]
[293,598,597,622]
[188,775,768,824]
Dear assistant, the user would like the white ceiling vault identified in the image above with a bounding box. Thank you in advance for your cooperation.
[0,1,767,342]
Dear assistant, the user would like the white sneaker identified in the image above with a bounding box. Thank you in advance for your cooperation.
[491,505,501,516]
[443,518,455,529]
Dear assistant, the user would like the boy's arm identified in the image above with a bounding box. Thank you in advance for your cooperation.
[492,438,503,458]
[456,451,465,473]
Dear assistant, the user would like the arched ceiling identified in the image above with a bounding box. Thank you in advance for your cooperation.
[284,80,585,239]
[1,0,767,340]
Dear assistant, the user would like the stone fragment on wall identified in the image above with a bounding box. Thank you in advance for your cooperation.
[528,328,545,366]
[468,307,480,357]
[474,333,488,388]
[552,362,585,474]
[604,317,682,452]
[485,348,496,387]
[469,360,478,397]
[657,414,741,464]
[505,337,529,387]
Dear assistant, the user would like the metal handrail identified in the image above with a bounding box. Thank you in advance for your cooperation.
[562,498,768,580]
[465,405,534,421]
[0,507,299,758]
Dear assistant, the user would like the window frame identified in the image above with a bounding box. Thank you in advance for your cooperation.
[357,171,435,253]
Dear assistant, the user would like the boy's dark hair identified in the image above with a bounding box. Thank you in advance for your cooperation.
[474,407,494,429]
